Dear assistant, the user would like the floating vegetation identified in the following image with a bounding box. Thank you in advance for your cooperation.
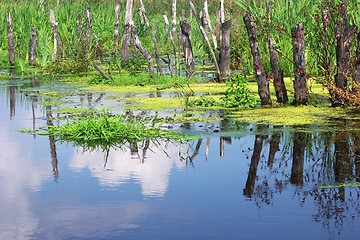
[319,182,360,189]
[46,113,195,149]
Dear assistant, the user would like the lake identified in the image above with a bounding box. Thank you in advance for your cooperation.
[0,77,359,240]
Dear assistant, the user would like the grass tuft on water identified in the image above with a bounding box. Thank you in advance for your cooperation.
[47,113,192,149]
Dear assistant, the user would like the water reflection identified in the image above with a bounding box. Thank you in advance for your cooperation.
[69,140,188,197]
[1,79,360,239]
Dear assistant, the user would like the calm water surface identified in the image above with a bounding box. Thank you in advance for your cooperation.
[0,78,359,240]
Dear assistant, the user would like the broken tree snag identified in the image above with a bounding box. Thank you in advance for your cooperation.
[92,62,110,80]
[50,9,60,62]
[163,12,177,76]
[85,8,91,57]
[243,14,271,105]
[291,23,308,105]
[220,19,231,81]
[189,0,222,82]
[180,20,195,77]
[220,0,225,24]
[29,27,37,66]
[335,22,357,89]
[122,0,135,62]
[77,10,82,38]
[332,1,357,106]
[6,12,15,66]
[171,0,177,41]
[203,0,218,59]
[113,4,121,53]
[139,0,163,75]
[353,31,360,94]
[268,37,288,103]
[132,28,155,77]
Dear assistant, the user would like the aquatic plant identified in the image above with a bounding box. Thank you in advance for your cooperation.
[220,73,257,108]
[47,112,191,149]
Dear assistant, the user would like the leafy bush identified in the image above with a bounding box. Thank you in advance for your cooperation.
[220,73,257,108]
[189,97,217,107]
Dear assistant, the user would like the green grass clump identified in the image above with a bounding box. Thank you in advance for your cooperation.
[48,113,191,149]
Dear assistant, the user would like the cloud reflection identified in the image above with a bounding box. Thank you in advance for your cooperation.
[69,141,188,197]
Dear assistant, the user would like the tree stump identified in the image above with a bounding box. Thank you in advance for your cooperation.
[291,23,308,105]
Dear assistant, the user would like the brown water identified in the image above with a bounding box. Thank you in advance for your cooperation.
[0,78,359,240]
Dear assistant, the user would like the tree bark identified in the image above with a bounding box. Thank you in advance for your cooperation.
[85,8,91,57]
[50,9,60,62]
[139,0,163,75]
[132,28,154,77]
[268,37,288,103]
[203,0,218,60]
[77,10,82,38]
[29,27,37,66]
[243,14,271,105]
[333,1,357,106]
[163,13,177,76]
[190,0,222,82]
[122,0,135,62]
[171,0,177,41]
[220,20,231,81]
[292,23,308,105]
[6,12,15,66]
[92,62,110,80]
[353,31,360,94]
[113,4,121,53]
[180,20,195,77]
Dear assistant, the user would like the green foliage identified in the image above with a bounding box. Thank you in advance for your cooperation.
[47,112,189,149]
[189,97,217,107]
[220,73,257,108]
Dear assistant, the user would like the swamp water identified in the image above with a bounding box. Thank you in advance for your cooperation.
[0,78,359,240]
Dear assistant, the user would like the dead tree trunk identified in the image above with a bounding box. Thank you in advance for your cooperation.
[85,8,91,57]
[333,1,357,106]
[353,31,360,94]
[122,0,135,62]
[180,20,195,77]
[268,37,288,103]
[132,28,155,77]
[50,10,60,62]
[113,4,121,53]
[77,10,84,59]
[139,0,163,75]
[163,12,177,76]
[6,12,15,66]
[29,27,37,66]
[171,0,177,41]
[92,62,110,80]
[243,14,271,105]
[220,20,231,81]
[77,10,82,38]
[335,22,356,91]
[291,23,308,105]
[190,0,222,82]
[203,0,218,61]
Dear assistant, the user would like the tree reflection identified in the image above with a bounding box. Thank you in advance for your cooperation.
[244,133,264,197]
[9,82,15,118]
[46,105,59,181]
[290,131,306,186]
[241,124,360,234]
